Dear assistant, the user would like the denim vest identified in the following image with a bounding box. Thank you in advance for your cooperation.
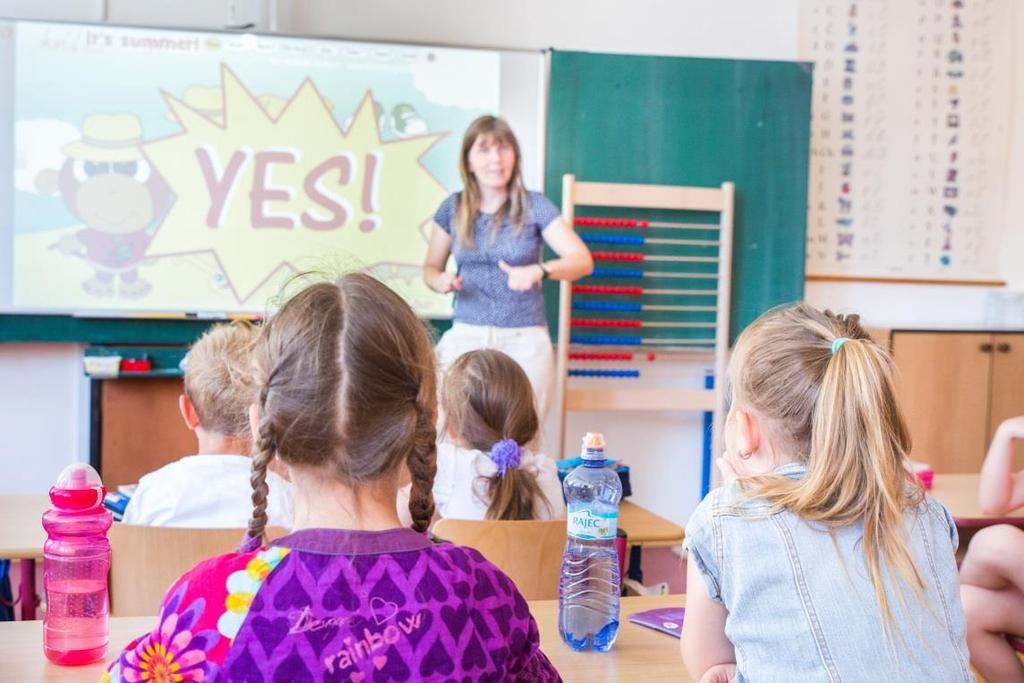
[684,463,973,682]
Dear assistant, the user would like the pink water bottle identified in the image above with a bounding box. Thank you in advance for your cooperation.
[41,463,112,665]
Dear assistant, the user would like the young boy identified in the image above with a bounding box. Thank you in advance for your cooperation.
[122,321,292,528]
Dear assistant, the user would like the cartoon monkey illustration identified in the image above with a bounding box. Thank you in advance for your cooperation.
[38,113,173,299]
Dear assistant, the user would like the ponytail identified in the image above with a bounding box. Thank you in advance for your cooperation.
[484,467,550,521]
[482,439,549,521]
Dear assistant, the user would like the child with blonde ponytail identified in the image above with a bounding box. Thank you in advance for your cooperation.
[681,303,971,682]
[104,274,559,682]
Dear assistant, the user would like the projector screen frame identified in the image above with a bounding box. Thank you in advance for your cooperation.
[0,17,549,335]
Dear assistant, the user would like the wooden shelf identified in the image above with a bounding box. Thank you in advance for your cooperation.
[565,388,716,412]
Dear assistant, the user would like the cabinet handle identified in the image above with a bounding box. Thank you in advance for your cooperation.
[997,343,1011,353]
[980,343,993,353]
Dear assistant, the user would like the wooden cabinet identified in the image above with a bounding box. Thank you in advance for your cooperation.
[98,377,194,489]
[892,331,1024,473]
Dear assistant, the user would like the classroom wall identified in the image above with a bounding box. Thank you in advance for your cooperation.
[0,344,90,494]
[274,0,800,60]
[0,0,801,60]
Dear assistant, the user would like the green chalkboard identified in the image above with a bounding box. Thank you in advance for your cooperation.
[544,50,812,342]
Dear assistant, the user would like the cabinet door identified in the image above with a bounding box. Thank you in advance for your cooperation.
[100,377,194,489]
[892,332,992,473]
[990,333,1024,469]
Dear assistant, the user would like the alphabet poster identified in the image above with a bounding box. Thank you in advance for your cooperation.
[8,21,506,316]
[800,0,1014,281]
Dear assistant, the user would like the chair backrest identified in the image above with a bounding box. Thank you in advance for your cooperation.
[432,518,566,600]
[108,523,287,616]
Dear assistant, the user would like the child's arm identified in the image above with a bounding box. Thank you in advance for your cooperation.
[103,549,268,682]
[681,556,735,680]
[979,416,1024,515]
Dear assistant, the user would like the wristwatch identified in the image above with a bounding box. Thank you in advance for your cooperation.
[538,262,551,280]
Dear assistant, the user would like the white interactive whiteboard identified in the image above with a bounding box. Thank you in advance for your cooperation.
[0,20,547,316]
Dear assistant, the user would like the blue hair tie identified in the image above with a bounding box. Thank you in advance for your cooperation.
[489,438,522,476]
[831,337,851,354]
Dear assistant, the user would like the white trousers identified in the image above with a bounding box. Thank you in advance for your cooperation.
[435,322,555,423]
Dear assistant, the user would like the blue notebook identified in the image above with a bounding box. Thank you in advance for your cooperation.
[103,491,132,520]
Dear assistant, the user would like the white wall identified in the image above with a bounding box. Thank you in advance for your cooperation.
[275,0,799,60]
[0,344,90,494]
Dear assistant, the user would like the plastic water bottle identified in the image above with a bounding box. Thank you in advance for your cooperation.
[559,432,623,652]
[42,463,112,665]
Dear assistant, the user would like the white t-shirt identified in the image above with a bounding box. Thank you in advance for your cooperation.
[121,454,293,529]
[433,441,566,521]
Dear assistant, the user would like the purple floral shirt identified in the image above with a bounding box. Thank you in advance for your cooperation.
[104,528,561,682]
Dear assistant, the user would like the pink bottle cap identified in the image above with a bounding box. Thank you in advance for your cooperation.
[49,464,106,511]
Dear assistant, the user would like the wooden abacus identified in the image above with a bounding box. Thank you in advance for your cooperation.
[555,175,735,460]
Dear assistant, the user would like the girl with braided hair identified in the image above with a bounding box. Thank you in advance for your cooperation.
[103,273,560,683]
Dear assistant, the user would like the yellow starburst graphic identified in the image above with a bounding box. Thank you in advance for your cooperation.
[143,65,447,304]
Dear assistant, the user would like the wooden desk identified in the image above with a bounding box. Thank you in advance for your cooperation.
[0,595,689,682]
[0,494,49,621]
[538,594,691,681]
[0,494,48,560]
[618,500,685,584]
[930,473,1024,528]
[619,500,685,547]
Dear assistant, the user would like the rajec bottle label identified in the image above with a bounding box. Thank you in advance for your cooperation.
[567,506,618,540]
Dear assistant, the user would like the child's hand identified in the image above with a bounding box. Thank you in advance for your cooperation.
[996,416,1024,440]
[498,260,543,291]
[700,663,737,683]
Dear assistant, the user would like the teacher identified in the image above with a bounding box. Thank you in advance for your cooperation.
[424,115,593,420]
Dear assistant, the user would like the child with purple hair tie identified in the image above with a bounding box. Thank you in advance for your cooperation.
[435,349,566,521]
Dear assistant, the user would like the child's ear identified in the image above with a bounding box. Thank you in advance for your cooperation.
[734,409,762,457]
[179,394,200,431]
[445,420,463,445]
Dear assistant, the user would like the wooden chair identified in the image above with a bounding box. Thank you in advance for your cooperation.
[108,524,286,616]
[431,518,566,600]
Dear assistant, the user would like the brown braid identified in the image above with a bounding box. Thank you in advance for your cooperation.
[247,412,274,543]
[406,392,437,532]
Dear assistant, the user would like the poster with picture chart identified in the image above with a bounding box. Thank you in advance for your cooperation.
[800,0,1014,281]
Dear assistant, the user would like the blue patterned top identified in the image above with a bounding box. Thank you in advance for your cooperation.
[434,191,560,328]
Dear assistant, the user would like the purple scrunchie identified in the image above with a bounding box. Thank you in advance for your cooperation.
[488,438,522,476]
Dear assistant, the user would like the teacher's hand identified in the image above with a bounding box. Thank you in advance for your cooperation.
[432,271,463,294]
[498,260,543,292]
